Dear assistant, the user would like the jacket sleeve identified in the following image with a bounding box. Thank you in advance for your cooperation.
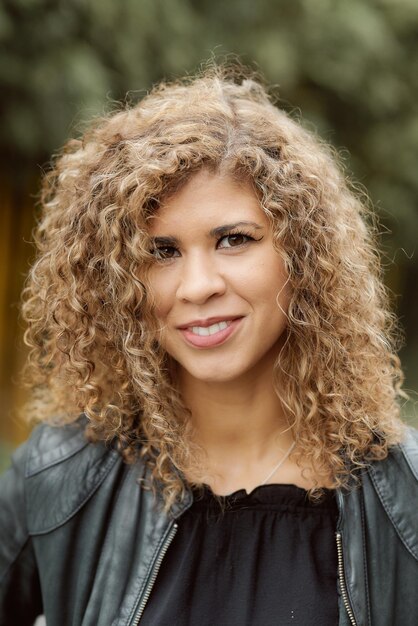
[0,441,43,626]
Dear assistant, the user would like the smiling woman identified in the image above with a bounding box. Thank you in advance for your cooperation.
[0,64,417,626]
[147,171,290,392]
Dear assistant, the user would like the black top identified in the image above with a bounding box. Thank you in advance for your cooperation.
[141,483,339,626]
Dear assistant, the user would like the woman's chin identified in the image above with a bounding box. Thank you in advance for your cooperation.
[177,362,250,386]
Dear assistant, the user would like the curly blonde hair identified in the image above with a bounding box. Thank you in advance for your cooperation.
[21,64,406,508]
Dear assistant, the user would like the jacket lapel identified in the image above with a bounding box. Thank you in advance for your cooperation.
[367,428,418,561]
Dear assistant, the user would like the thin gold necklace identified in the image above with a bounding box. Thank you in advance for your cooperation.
[260,441,296,485]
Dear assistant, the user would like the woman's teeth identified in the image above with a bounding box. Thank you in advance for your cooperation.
[190,321,230,336]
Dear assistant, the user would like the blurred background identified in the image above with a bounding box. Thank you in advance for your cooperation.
[1,0,417,472]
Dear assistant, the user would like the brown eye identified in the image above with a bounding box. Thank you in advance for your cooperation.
[218,233,253,249]
[152,246,179,260]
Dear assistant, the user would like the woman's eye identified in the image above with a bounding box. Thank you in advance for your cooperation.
[218,233,252,248]
[151,246,179,260]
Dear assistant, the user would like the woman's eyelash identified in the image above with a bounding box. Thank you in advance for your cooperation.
[150,245,179,260]
[150,230,263,260]
[217,230,261,246]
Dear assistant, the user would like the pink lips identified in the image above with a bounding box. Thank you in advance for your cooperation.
[179,317,243,348]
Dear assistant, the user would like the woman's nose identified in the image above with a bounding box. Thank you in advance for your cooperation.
[175,253,227,304]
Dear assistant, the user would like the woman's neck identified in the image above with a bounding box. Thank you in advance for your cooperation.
[178,370,301,494]
[182,375,292,458]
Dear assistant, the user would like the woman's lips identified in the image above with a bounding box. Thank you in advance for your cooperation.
[179,317,243,348]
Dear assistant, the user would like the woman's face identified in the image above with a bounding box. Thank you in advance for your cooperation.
[147,169,291,385]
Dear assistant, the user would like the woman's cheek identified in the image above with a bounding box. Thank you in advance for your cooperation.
[148,272,171,320]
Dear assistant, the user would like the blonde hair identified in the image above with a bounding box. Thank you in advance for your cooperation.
[21,64,406,508]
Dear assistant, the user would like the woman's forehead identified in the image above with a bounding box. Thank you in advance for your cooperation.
[147,169,267,234]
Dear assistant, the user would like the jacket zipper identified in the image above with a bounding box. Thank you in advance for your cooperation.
[336,532,358,626]
[131,522,178,625]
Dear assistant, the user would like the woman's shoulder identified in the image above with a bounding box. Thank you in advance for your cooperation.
[399,425,418,478]
[10,417,125,534]
[372,425,418,482]
[366,425,418,497]
[16,416,113,475]
[23,416,93,471]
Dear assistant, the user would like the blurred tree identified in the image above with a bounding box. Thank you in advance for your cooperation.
[1,0,417,251]
[0,0,417,433]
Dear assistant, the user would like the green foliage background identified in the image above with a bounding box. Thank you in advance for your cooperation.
[0,0,417,448]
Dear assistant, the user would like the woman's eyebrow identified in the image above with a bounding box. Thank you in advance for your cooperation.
[150,235,179,246]
[150,222,264,245]
[210,221,264,237]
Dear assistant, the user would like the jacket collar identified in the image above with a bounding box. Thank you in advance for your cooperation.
[367,427,418,561]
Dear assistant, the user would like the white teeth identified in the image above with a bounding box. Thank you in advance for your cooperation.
[192,326,210,336]
[190,321,230,336]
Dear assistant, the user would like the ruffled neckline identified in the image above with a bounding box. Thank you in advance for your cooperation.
[193,482,337,511]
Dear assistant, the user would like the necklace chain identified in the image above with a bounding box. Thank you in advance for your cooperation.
[260,441,296,485]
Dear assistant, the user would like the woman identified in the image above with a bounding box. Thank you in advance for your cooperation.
[0,66,417,626]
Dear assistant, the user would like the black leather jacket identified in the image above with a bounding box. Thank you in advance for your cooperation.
[1,420,417,626]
